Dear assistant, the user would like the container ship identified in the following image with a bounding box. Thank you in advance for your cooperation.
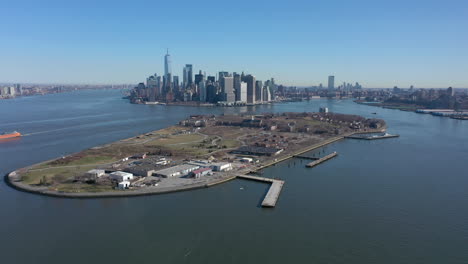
[0,131,22,140]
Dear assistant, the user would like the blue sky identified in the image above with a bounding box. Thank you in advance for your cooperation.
[1,0,467,87]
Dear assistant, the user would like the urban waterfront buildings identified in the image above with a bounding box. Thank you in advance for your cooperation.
[130,51,277,105]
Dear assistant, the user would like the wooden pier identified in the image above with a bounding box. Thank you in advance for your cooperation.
[237,175,285,207]
[306,152,338,168]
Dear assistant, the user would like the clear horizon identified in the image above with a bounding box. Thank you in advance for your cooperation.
[1,0,467,87]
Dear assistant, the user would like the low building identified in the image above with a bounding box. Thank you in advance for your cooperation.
[232,146,284,156]
[131,153,147,159]
[189,168,212,178]
[110,171,134,181]
[118,181,130,189]
[187,160,211,167]
[240,157,253,163]
[210,162,232,171]
[155,157,170,165]
[154,164,200,178]
[124,166,156,177]
[85,169,105,178]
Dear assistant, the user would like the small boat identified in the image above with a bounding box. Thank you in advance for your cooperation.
[0,131,22,140]
[372,112,377,115]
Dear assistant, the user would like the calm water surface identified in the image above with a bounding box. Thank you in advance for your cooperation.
[1,90,467,264]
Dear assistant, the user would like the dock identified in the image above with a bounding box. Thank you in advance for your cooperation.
[306,152,338,168]
[293,155,320,160]
[237,175,285,207]
[345,134,399,140]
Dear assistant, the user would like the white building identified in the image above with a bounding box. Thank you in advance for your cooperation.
[110,171,134,181]
[238,82,247,102]
[85,169,105,178]
[118,181,130,189]
[211,162,233,172]
[240,157,253,163]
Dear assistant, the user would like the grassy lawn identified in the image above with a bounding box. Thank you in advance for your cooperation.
[147,133,204,146]
[217,139,240,148]
[22,165,95,185]
[65,155,116,166]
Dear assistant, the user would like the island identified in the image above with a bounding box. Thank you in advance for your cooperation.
[7,112,386,199]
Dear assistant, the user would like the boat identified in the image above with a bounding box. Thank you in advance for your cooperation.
[0,131,22,140]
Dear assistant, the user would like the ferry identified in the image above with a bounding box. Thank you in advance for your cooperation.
[0,131,22,140]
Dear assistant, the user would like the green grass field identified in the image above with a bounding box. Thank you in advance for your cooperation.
[22,165,96,185]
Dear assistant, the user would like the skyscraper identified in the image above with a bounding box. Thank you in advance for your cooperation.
[183,64,193,88]
[146,74,158,101]
[164,49,172,77]
[262,86,271,102]
[245,74,256,104]
[255,80,263,102]
[233,73,241,101]
[194,70,204,86]
[173,75,179,92]
[207,76,216,83]
[328,75,335,92]
[220,76,235,103]
[240,82,247,102]
[199,81,207,102]
[218,71,229,81]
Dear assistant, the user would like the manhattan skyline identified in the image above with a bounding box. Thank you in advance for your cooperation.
[1,0,468,88]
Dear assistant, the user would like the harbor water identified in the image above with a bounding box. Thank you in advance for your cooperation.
[1,89,467,264]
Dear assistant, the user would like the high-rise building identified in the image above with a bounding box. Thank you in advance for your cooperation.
[255,80,263,102]
[239,82,247,102]
[447,87,455,97]
[173,76,180,92]
[199,81,207,102]
[233,73,241,101]
[262,86,271,102]
[15,83,22,95]
[195,70,204,86]
[218,71,229,81]
[328,76,335,92]
[164,50,172,77]
[183,64,193,88]
[220,76,235,102]
[207,76,216,83]
[245,74,256,104]
[146,74,158,101]
[206,83,217,103]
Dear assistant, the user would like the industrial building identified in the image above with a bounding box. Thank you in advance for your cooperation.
[189,168,212,178]
[210,162,233,172]
[85,169,105,178]
[154,164,200,178]
[110,171,134,181]
[118,181,130,189]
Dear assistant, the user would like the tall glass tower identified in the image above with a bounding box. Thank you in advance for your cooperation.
[164,49,172,77]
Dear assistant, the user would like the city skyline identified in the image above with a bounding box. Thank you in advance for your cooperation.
[1,0,467,88]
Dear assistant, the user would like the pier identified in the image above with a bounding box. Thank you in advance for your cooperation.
[345,134,399,140]
[306,152,338,168]
[237,175,285,207]
[293,155,320,160]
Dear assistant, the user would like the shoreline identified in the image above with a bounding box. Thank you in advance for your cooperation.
[5,128,385,199]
